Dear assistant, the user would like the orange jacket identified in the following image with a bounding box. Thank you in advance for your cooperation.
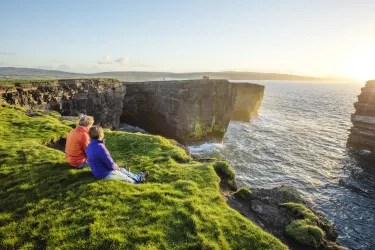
[65,126,90,167]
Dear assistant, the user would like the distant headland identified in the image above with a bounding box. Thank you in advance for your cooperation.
[0,67,355,82]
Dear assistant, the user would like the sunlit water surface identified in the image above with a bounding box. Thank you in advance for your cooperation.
[189,81,375,250]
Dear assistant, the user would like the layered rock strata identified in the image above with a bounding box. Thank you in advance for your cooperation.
[121,79,236,145]
[232,83,265,121]
[0,79,126,129]
[347,80,375,152]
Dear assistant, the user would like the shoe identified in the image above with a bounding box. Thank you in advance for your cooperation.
[140,171,150,182]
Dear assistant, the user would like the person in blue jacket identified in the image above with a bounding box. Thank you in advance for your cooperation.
[85,125,148,184]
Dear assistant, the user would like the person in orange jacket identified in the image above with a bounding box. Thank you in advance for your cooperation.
[65,115,94,168]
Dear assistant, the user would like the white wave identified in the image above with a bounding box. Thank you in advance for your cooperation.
[188,143,226,157]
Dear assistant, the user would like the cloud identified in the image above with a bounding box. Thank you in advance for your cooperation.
[97,56,112,64]
[115,57,130,65]
[0,52,16,56]
[52,59,64,63]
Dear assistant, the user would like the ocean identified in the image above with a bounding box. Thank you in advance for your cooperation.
[189,80,375,250]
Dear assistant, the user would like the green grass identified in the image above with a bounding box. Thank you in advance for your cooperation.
[233,187,252,200]
[0,78,118,84]
[281,202,324,248]
[0,79,58,84]
[212,161,235,180]
[0,104,287,250]
[212,161,237,191]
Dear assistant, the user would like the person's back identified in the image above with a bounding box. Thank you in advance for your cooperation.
[85,139,117,178]
[65,115,94,168]
[85,125,147,183]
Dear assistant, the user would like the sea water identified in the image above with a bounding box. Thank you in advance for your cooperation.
[189,80,375,250]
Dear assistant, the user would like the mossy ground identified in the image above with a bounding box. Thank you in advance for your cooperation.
[233,187,252,200]
[0,104,287,250]
[281,202,325,248]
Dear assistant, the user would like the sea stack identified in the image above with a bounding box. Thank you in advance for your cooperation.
[231,83,265,121]
[347,80,375,152]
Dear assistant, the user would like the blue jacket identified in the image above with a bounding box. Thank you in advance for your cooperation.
[85,139,119,178]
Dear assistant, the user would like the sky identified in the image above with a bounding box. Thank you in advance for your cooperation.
[1,0,375,79]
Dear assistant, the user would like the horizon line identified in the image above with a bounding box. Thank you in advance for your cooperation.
[0,66,357,80]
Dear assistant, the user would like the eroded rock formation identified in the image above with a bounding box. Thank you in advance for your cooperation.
[232,83,265,121]
[121,79,236,145]
[347,80,375,152]
[0,79,126,129]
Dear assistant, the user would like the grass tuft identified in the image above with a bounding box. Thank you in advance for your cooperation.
[234,187,253,200]
[285,220,324,248]
[281,202,324,248]
[212,161,237,190]
[213,161,235,179]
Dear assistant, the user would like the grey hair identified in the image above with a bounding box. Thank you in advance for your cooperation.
[78,114,94,127]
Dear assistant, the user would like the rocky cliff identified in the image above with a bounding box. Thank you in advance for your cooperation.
[121,79,236,145]
[347,80,375,152]
[1,79,265,145]
[232,83,265,121]
[0,79,126,129]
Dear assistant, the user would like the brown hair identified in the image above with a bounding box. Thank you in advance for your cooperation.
[89,125,104,140]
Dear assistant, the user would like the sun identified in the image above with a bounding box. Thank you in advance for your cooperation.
[344,51,375,80]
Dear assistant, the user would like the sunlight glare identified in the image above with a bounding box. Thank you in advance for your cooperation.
[344,50,375,80]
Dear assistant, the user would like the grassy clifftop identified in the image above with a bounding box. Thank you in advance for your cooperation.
[0,104,287,250]
[0,78,118,84]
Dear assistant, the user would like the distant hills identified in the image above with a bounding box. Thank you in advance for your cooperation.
[0,67,354,82]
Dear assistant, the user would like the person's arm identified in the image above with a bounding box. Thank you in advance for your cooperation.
[81,133,90,151]
[98,144,119,171]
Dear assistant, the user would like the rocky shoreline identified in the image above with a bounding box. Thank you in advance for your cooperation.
[195,157,347,250]
[228,186,347,250]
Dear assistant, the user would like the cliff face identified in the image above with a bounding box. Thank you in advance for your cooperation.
[1,79,266,145]
[232,83,265,121]
[121,79,236,145]
[0,79,126,129]
[347,80,375,152]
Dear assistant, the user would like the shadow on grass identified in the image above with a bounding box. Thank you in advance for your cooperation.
[0,145,96,218]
